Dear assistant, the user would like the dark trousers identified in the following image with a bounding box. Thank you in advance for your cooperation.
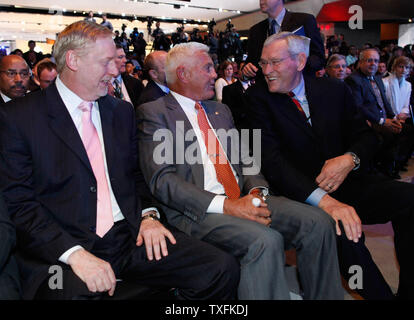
[333,173,414,299]
[35,221,239,300]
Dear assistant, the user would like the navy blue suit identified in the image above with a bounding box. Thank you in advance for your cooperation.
[0,83,239,300]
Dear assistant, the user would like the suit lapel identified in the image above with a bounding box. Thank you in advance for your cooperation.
[272,91,317,141]
[46,84,93,174]
[281,11,292,31]
[164,94,204,189]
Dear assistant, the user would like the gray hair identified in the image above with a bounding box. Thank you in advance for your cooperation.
[326,54,346,68]
[165,42,210,85]
[53,20,113,73]
[359,48,380,61]
[263,32,310,58]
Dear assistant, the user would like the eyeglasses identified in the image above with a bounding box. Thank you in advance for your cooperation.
[363,58,379,63]
[329,64,347,70]
[258,54,296,69]
[0,70,30,79]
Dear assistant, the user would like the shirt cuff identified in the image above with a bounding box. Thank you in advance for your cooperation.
[206,195,227,214]
[305,188,327,207]
[58,245,84,264]
[248,186,269,196]
[142,207,160,219]
[379,117,385,125]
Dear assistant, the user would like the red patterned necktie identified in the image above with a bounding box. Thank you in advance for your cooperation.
[195,102,240,199]
[288,91,309,123]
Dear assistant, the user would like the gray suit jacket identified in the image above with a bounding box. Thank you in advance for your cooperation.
[137,93,268,234]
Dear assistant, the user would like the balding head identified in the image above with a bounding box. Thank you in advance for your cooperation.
[144,50,168,86]
[0,55,30,99]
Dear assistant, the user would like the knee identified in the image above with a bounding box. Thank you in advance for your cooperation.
[250,228,284,256]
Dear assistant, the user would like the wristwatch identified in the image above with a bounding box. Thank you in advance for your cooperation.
[142,212,160,222]
[346,152,360,170]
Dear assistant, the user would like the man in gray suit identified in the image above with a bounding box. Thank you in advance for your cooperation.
[137,42,343,300]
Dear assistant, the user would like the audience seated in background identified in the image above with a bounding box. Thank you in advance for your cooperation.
[137,50,169,106]
[36,60,58,89]
[325,54,347,81]
[109,44,144,110]
[137,41,343,300]
[0,55,30,103]
[383,56,414,172]
[346,48,403,179]
[215,60,237,102]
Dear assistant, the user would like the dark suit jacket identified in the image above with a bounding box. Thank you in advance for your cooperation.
[0,83,156,299]
[122,73,144,109]
[137,93,268,235]
[222,81,250,132]
[246,76,379,202]
[345,69,394,124]
[137,79,167,107]
[246,10,325,75]
[0,195,21,299]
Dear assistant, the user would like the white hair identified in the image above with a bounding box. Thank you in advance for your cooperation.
[263,31,310,58]
[165,42,210,85]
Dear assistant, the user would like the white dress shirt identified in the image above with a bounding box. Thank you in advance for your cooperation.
[171,91,239,213]
[0,92,11,103]
[55,76,155,263]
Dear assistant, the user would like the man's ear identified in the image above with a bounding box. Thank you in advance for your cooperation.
[65,50,79,72]
[176,66,188,83]
[296,52,307,72]
[148,69,157,81]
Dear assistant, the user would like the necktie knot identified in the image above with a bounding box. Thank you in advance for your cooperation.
[78,101,93,113]
[195,102,203,112]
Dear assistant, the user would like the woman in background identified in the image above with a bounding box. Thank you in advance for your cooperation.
[215,60,237,102]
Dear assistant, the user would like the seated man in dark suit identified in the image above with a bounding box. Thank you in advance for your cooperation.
[345,48,403,179]
[0,195,21,299]
[137,42,343,300]
[0,21,239,300]
[110,44,144,110]
[246,32,414,300]
[241,0,325,81]
[137,50,169,106]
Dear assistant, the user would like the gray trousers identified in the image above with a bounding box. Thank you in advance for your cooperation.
[189,196,344,300]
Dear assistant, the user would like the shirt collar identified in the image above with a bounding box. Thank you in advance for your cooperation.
[170,90,199,114]
[55,75,92,115]
[154,81,170,94]
[291,75,305,101]
[112,74,122,85]
[268,7,286,27]
[0,92,11,103]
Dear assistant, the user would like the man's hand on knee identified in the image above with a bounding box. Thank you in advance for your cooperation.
[318,194,362,243]
[223,195,271,226]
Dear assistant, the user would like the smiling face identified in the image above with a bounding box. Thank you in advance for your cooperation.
[260,39,304,93]
[72,36,118,100]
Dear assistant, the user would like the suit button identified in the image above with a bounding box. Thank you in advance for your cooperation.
[90,186,97,193]
[89,226,96,232]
